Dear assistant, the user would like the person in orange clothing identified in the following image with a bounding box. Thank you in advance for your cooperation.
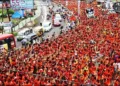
[80,75,85,84]
[1,1,120,85]
[23,81,32,86]
[33,77,40,86]
[9,79,16,86]
[113,79,119,86]
[104,78,111,86]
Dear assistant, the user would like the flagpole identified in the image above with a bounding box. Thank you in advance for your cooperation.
[1,0,4,34]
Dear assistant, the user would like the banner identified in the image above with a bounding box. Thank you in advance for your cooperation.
[10,0,33,9]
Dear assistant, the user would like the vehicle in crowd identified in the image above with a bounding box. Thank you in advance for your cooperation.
[53,19,61,26]
[53,13,62,21]
[53,13,62,26]
[16,28,37,42]
[33,26,44,37]
[0,34,16,51]
[86,8,95,18]
[40,21,52,31]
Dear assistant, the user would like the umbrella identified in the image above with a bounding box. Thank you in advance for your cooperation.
[12,10,24,19]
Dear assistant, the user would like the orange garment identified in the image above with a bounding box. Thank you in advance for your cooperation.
[114,80,119,86]
[104,79,111,86]
[24,83,32,86]
[4,81,9,86]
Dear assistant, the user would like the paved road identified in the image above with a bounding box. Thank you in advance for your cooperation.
[16,1,68,48]
[15,0,42,48]
[41,4,67,40]
[16,0,43,48]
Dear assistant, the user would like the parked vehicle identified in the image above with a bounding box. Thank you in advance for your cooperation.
[40,21,52,31]
[17,28,37,42]
[53,19,61,26]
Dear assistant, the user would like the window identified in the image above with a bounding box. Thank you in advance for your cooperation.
[0,40,5,45]
[86,9,94,14]
[10,37,14,41]
[29,29,33,33]
[24,30,30,35]
[43,24,49,27]
[5,38,12,43]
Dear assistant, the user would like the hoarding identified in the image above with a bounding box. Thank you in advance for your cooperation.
[10,0,33,9]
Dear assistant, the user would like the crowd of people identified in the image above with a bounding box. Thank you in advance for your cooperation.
[0,1,120,86]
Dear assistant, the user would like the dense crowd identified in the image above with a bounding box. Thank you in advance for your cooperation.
[0,1,120,86]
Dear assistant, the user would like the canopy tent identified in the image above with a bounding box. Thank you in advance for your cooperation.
[12,12,21,19]
[12,10,24,19]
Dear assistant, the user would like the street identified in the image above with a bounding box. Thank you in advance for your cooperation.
[16,0,68,48]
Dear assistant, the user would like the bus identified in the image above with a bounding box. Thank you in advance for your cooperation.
[0,34,16,51]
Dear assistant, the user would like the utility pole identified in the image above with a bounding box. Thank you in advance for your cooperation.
[2,0,4,23]
[6,1,11,21]
[1,0,4,34]
[5,1,13,34]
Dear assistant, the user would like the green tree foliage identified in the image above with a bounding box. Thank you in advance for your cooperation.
[8,9,14,14]
[0,9,14,17]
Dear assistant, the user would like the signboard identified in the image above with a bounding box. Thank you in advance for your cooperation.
[0,2,11,8]
[10,0,33,9]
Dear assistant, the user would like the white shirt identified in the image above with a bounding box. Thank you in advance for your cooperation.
[113,63,120,70]
[75,50,77,56]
